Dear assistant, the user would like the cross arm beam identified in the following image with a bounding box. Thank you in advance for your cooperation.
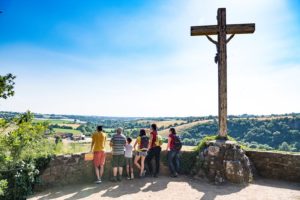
[191,23,255,36]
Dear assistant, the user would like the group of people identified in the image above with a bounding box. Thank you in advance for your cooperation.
[90,124,182,184]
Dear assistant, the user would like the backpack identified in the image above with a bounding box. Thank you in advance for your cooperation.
[155,134,163,146]
[140,135,149,150]
[173,135,182,151]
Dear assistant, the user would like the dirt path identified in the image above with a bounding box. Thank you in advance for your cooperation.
[29,176,300,200]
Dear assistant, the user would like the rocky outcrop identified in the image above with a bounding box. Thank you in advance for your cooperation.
[195,140,253,184]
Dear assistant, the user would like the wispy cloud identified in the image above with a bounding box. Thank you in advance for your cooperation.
[0,0,299,116]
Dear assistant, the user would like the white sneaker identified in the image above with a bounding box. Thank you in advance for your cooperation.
[95,179,102,184]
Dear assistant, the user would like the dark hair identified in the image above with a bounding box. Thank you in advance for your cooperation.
[151,124,157,131]
[97,126,103,132]
[127,137,132,144]
[139,129,146,137]
[170,128,176,135]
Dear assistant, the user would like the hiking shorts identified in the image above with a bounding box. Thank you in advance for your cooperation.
[112,155,125,168]
[93,151,106,167]
[137,151,147,157]
[125,157,133,168]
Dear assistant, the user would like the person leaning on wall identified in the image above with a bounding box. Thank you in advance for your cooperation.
[110,127,126,182]
[90,125,106,184]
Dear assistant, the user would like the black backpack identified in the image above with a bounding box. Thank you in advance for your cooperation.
[173,135,182,151]
[140,135,149,150]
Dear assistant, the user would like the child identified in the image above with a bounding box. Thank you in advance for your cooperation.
[125,137,134,180]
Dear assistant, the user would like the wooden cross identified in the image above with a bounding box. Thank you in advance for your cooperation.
[191,8,255,138]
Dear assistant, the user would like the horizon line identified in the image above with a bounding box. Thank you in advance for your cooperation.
[0,110,299,119]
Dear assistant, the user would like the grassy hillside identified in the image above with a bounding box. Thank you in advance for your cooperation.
[158,120,212,136]
[137,119,187,129]
[179,116,300,152]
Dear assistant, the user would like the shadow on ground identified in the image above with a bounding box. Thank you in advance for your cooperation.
[29,176,300,200]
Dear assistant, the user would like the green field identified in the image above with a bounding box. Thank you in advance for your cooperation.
[34,119,74,124]
[103,128,115,132]
[53,128,82,135]
[55,140,194,155]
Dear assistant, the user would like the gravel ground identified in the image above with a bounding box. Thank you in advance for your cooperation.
[29,176,300,200]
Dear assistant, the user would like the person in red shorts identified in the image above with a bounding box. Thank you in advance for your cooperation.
[90,126,107,184]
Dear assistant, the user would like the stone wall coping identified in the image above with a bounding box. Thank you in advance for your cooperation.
[51,149,300,159]
[206,140,237,146]
[246,150,300,156]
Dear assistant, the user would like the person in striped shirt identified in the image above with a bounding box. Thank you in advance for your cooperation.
[110,127,126,182]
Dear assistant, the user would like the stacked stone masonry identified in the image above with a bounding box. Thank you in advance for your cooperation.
[36,150,300,189]
[246,150,300,182]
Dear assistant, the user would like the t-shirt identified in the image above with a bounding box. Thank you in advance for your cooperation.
[150,131,158,149]
[169,133,176,150]
[111,133,126,155]
[92,131,106,152]
[125,144,133,158]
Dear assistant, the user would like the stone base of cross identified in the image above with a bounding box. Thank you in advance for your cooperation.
[190,8,255,138]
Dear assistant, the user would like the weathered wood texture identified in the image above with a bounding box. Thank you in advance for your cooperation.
[191,23,255,36]
[190,8,255,138]
[217,8,227,138]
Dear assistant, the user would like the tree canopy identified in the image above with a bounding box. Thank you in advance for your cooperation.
[0,73,16,99]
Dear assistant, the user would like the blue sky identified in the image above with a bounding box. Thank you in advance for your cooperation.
[0,0,299,117]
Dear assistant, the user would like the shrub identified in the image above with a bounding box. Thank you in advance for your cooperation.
[194,134,237,152]
[0,112,54,199]
[0,180,8,197]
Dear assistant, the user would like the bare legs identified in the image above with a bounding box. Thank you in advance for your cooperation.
[134,155,145,176]
[113,167,117,177]
[95,165,104,181]
[112,167,123,179]
[118,167,123,177]
[126,165,130,177]
[126,165,134,179]
[95,166,100,180]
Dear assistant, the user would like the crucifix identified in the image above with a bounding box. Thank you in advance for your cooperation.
[191,8,255,138]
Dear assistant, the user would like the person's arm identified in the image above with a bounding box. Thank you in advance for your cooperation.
[90,135,94,152]
[167,136,171,151]
[148,133,153,150]
[104,135,107,151]
[110,139,113,147]
[133,139,138,151]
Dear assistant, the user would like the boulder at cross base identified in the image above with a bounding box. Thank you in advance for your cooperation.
[195,139,253,184]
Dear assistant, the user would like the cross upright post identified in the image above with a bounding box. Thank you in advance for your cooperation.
[191,8,255,139]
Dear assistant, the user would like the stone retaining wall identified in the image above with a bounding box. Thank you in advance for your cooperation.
[36,152,169,189]
[37,153,100,189]
[246,150,300,182]
[36,150,300,189]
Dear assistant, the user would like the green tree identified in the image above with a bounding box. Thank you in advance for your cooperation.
[278,142,290,151]
[0,112,54,199]
[0,73,16,99]
[0,73,16,197]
